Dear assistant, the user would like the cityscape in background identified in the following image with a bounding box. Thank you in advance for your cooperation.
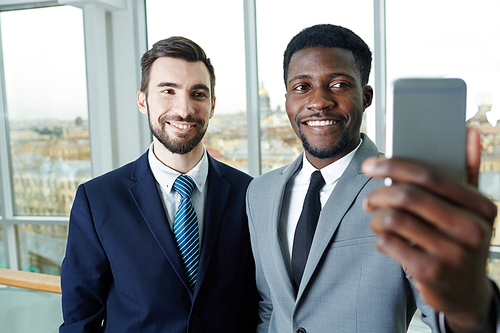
[1,86,500,281]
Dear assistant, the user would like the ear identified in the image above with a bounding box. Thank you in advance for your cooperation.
[137,91,148,115]
[363,85,374,110]
[209,96,216,119]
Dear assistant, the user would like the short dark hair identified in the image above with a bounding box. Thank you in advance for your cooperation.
[283,24,372,87]
[140,36,216,98]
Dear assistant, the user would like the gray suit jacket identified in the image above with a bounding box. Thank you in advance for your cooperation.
[247,134,439,333]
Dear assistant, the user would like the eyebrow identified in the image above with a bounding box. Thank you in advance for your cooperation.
[327,72,356,81]
[192,84,210,92]
[156,82,210,92]
[287,72,356,86]
[287,74,312,86]
[156,82,179,89]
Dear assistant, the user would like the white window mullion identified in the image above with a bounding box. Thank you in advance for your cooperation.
[81,4,114,177]
[108,0,150,165]
[243,0,261,177]
[5,225,18,270]
[0,16,18,270]
[372,0,387,151]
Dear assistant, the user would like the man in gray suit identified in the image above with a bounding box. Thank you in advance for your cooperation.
[247,24,498,332]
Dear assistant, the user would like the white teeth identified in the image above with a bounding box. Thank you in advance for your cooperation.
[172,123,192,130]
[307,120,336,126]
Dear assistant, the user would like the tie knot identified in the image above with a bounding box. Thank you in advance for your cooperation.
[309,170,325,192]
[174,175,195,198]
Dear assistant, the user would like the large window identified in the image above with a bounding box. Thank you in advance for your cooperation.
[0,5,89,274]
[2,6,90,216]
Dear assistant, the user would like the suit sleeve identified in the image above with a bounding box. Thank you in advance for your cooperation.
[246,182,273,333]
[60,184,111,333]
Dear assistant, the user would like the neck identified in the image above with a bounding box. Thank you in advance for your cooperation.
[152,139,204,174]
[305,153,343,170]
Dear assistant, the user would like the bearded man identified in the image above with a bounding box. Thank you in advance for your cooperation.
[60,36,258,333]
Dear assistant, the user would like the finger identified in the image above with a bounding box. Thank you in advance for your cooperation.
[374,232,460,312]
[373,232,442,282]
[374,222,493,315]
[370,209,467,265]
[466,126,481,187]
[362,157,497,223]
[365,183,488,248]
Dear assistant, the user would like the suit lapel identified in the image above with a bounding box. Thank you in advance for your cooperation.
[270,156,304,300]
[193,156,230,296]
[297,135,380,299]
[128,153,189,289]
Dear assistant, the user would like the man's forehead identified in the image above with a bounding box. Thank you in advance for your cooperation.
[287,47,360,82]
[150,57,210,83]
[289,47,355,68]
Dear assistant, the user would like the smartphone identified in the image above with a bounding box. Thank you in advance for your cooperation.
[385,78,467,184]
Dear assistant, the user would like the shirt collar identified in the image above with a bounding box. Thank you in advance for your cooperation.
[300,137,363,185]
[148,143,209,194]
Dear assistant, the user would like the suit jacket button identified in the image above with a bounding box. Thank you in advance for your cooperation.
[190,314,199,323]
[296,328,306,333]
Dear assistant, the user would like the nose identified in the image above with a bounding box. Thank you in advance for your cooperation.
[307,87,335,112]
[173,93,194,118]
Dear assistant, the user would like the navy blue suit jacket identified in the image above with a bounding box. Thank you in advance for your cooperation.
[60,152,258,332]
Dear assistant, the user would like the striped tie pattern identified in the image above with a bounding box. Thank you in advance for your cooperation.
[173,175,199,292]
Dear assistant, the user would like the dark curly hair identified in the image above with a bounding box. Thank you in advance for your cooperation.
[283,24,372,87]
[140,36,215,98]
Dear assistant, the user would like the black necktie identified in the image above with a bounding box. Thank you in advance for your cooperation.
[291,170,325,289]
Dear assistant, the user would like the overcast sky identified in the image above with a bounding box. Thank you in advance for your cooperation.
[1,1,499,124]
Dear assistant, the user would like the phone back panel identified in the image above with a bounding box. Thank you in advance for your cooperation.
[386,78,467,183]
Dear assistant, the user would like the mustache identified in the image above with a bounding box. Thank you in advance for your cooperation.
[159,114,203,125]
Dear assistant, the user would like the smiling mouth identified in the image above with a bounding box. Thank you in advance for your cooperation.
[169,122,196,130]
[305,119,340,127]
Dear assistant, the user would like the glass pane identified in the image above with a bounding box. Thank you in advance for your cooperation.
[0,288,62,332]
[16,224,67,275]
[489,252,500,288]
[256,0,375,173]
[1,6,91,217]
[386,1,500,124]
[145,0,248,172]
[386,0,500,276]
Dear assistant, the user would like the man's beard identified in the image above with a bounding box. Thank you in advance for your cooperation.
[148,110,207,155]
[298,119,351,159]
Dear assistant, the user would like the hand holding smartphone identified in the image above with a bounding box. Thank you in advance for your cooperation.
[365,79,497,330]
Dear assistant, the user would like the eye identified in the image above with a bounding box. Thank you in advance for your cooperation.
[192,91,208,98]
[292,84,310,92]
[161,88,175,94]
[330,81,350,89]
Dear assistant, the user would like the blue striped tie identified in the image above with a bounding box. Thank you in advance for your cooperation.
[173,175,199,292]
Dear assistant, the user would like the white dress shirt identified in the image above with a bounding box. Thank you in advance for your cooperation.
[148,145,209,247]
[279,140,362,270]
